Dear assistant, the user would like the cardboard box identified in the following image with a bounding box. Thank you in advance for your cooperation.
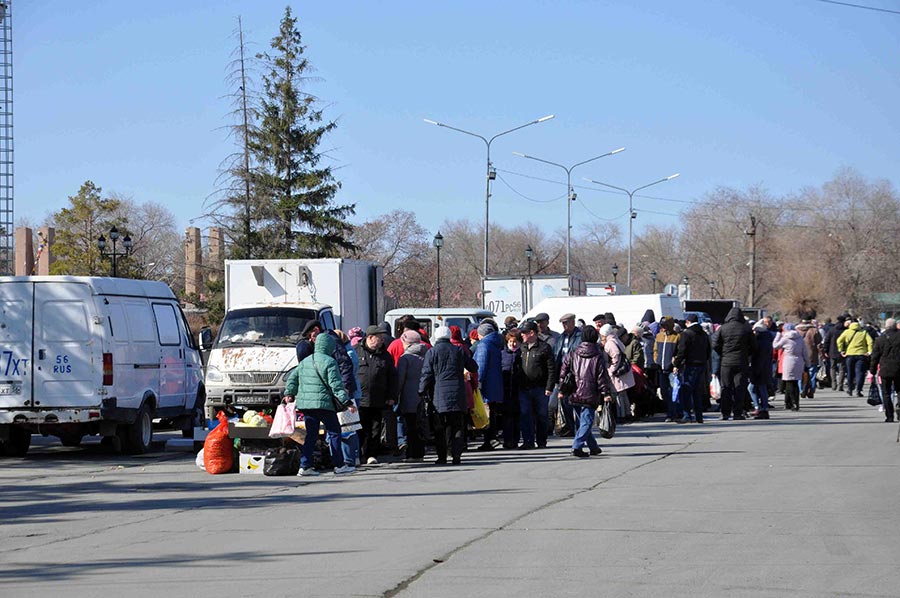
[239,453,265,475]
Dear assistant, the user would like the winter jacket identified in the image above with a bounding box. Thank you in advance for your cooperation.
[824,321,844,361]
[750,326,776,386]
[640,326,657,369]
[604,334,635,392]
[625,336,645,369]
[773,330,810,381]
[357,342,399,409]
[344,342,362,403]
[837,322,873,356]
[516,338,556,392]
[296,331,357,396]
[501,346,520,407]
[673,323,711,369]
[284,333,349,411]
[539,329,560,351]
[397,343,428,414]
[796,323,822,367]
[653,329,679,372]
[713,308,757,368]
[419,338,478,413]
[559,341,614,408]
[870,328,900,378]
[473,331,505,404]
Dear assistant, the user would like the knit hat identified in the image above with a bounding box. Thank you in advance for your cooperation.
[434,326,452,340]
[401,330,421,345]
[347,326,364,347]
[598,324,614,337]
[477,322,495,338]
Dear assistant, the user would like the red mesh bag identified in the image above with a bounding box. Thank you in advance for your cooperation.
[203,411,233,475]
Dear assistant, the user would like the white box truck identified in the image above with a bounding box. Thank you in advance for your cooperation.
[482,274,585,325]
[0,276,204,456]
[202,259,383,419]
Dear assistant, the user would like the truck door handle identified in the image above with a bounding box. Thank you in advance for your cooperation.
[38,349,46,360]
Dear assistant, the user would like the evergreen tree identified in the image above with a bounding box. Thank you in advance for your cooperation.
[249,6,356,257]
[50,181,125,275]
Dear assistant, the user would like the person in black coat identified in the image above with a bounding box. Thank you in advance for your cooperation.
[419,326,478,465]
[357,325,399,464]
[712,307,757,420]
[869,318,900,422]
[749,317,776,419]
[673,314,711,423]
[825,315,848,391]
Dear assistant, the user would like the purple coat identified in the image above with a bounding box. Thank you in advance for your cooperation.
[559,342,614,408]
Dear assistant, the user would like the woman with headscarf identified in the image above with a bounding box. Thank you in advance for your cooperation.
[773,322,810,411]
[599,324,636,422]
[558,325,614,458]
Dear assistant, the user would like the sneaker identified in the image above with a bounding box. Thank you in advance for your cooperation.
[334,465,355,475]
[298,468,320,477]
[572,449,589,458]
[365,457,379,465]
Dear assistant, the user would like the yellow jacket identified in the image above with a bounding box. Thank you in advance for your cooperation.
[836,322,873,356]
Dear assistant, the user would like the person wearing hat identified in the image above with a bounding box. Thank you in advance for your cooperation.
[515,320,557,449]
[419,326,479,465]
[474,321,505,451]
[295,321,358,404]
[534,312,560,350]
[599,323,635,422]
[592,313,607,332]
[654,317,681,422]
[672,313,711,423]
[397,330,428,460]
[551,313,581,437]
[558,325,613,458]
[356,324,399,464]
[504,316,520,333]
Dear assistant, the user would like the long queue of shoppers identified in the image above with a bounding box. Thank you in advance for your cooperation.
[279,307,900,476]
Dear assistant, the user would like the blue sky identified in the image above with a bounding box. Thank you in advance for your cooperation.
[14,0,900,241]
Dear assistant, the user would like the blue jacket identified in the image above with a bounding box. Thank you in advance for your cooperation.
[473,331,504,404]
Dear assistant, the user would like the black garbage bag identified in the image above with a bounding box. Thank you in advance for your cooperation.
[599,402,616,439]
[263,446,300,476]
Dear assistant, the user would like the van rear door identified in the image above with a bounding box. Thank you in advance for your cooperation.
[0,281,34,409]
[33,282,102,409]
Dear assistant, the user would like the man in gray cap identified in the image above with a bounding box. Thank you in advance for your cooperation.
[552,313,581,437]
[515,320,556,449]
[534,313,560,350]
[357,324,399,463]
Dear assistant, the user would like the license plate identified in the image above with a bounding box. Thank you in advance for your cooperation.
[0,383,22,395]
[235,396,271,405]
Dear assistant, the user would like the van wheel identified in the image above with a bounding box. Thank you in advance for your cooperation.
[122,403,153,454]
[182,392,206,439]
[5,427,31,457]
[59,433,83,447]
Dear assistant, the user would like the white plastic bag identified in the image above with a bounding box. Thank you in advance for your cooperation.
[710,375,722,401]
[195,448,206,470]
[269,400,297,438]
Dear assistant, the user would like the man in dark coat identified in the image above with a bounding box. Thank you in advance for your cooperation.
[824,315,848,391]
[869,318,900,423]
[552,313,582,437]
[419,326,478,465]
[712,307,757,420]
[673,313,711,423]
[515,320,557,449]
[749,317,776,419]
[356,325,399,464]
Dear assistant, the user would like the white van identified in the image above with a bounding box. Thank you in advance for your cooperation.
[384,308,496,339]
[0,276,203,456]
[522,294,683,332]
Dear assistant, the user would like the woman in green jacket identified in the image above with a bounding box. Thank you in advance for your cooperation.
[284,332,356,476]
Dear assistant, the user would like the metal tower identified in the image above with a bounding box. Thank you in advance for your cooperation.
[0,2,12,274]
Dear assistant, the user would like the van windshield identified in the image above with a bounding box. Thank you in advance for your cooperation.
[216,307,319,348]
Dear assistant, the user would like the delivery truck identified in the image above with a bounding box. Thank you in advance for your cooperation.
[202,259,383,419]
[482,274,586,326]
[523,294,682,331]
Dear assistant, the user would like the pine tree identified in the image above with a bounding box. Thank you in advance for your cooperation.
[50,181,124,275]
[249,6,355,257]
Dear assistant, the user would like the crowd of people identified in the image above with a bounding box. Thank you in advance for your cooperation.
[279,307,900,475]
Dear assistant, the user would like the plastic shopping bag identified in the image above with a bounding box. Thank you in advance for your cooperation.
[471,388,489,430]
[670,372,681,404]
[269,400,297,438]
[710,375,722,401]
[203,411,234,475]
[598,402,616,439]
[263,447,300,476]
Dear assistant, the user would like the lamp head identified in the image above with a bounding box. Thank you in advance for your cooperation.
[433,231,444,249]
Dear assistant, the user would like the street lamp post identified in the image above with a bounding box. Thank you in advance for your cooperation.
[514,147,625,275]
[612,263,619,285]
[433,231,444,308]
[525,244,534,313]
[97,226,133,278]
[650,270,658,293]
[709,280,715,299]
[584,173,680,288]
[424,114,554,283]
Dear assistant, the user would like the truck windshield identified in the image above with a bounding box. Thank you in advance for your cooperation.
[216,307,319,348]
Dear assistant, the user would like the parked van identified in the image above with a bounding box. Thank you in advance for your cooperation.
[522,294,682,331]
[384,308,496,339]
[0,276,203,456]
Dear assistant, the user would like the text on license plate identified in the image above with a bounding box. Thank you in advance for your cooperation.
[235,396,271,404]
[0,383,23,395]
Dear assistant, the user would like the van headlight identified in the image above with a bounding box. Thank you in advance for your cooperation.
[206,366,224,383]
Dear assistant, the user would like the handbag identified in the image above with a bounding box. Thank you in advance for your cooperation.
[312,356,349,412]
[268,400,297,438]
[337,405,362,432]
[559,355,577,396]
[598,401,616,439]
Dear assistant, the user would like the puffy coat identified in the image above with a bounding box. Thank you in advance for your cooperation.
[654,329,679,372]
[419,338,478,413]
[517,338,556,392]
[713,308,757,368]
[397,343,428,414]
[357,342,398,409]
[773,330,810,381]
[796,323,822,367]
[673,323,711,370]
[473,331,504,404]
[604,334,635,392]
[558,341,614,408]
[284,333,349,411]
[837,322,873,356]
[870,328,900,378]
[501,346,520,407]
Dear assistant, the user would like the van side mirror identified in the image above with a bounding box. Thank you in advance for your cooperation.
[198,327,213,350]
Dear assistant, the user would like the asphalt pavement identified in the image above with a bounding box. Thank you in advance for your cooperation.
[1,385,898,598]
